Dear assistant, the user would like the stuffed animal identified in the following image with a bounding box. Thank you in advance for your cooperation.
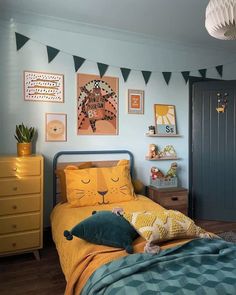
[165,162,178,178]
[147,144,159,159]
[151,167,164,180]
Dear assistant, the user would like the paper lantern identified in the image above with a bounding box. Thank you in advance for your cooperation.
[205,0,236,40]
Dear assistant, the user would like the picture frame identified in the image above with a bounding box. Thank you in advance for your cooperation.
[77,73,118,135]
[128,89,144,114]
[24,71,64,103]
[45,113,67,142]
[154,104,177,135]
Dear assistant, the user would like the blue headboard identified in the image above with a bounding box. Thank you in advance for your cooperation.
[52,150,134,206]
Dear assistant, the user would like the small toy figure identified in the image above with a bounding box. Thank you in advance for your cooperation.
[147,144,159,159]
[159,145,177,158]
[148,125,155,135]
[151,167,164,180]
[216,92,228,114]
[165,162,178,179]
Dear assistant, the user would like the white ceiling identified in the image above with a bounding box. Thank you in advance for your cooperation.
[1,0,236,52]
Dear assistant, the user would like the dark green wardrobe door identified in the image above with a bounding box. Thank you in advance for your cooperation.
[192,80,236,221]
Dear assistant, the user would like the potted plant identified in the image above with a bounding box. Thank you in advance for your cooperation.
[14,123,35,156]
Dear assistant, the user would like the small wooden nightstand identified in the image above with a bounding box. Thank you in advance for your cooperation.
[147,186,188,215]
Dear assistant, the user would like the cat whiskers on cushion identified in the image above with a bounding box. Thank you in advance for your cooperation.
[74,189,85,199]
[120,185,129,195]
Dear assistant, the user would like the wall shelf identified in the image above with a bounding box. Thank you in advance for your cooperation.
[145,156,180,161]
[145,133,182,137]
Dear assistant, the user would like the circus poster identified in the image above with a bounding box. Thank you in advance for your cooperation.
[77,74,118,135]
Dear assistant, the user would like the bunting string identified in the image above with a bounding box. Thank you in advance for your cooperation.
[15,32,227,85]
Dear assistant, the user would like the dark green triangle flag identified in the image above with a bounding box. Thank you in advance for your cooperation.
[120,68,131,82]
[47,46,60,63]
[73,56,85,72]
[199,69,207,78]
[15,32,30,51]
[141,71,152,84]
[216,65,223,77]
[97,63,109,77]
[162,72,172,85]
[181,71,190,84]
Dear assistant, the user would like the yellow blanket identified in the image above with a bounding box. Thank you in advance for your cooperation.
[51,195,192,295]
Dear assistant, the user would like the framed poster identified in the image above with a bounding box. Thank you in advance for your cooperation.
[154,104,177,135]
[24,71,64,103]
[128,89,144,114]
[45,113,67,142]
[77,73,118,135]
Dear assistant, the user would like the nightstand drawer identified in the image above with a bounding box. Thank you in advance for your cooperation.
[0,231,40,253]
[0,178,41,196]
[0,158,41,178]
[0,213,40,234]
[160,193,188,207]
[0,195,41,215]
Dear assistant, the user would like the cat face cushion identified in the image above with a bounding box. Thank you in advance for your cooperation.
[65,162,135,207]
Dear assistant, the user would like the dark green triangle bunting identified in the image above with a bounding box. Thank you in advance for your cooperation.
[47,46,60,63]
[15,32,30,51]
[142,71,152,84]
[97,63,109,77]
[162,72,172,85]
[73,56,85,72]
[199,69,207,78]
[120,67,131,82]
[181,71,190,84]
[216,65,223,77]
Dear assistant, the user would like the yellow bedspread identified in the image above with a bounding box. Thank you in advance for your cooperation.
[51,195,192,295]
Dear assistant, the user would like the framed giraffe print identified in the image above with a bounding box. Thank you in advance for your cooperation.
[77,73,118,135]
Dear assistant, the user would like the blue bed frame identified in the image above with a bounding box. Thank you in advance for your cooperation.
[52,150,134,206]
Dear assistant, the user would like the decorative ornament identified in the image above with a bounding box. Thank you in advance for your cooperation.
[216,92,228,113]
[159,145,177,158]
[205,0,236,40]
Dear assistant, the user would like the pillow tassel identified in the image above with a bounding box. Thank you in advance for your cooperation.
[64,230,73,240]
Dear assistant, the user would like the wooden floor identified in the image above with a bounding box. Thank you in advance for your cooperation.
[1,221,236,295]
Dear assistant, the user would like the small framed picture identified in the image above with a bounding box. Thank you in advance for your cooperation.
[128,89,144,114]
[45,113,67,142]
[154,104,177,135]
[24,71,64,103]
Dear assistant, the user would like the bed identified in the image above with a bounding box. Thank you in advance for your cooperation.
[51,150,236,295]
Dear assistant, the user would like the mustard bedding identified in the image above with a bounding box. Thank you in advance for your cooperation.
[51,195,192,295]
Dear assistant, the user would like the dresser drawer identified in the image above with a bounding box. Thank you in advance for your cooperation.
[0,213,40,234]
[0,231,40,253]
[0,178,41,196]
[0,158,41,178]
[0,195,41,216]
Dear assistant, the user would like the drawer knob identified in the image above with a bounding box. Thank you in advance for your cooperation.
[171,196,179,201]
[12,243,16,247]
[12,205,17,209]
[12,224,17,229]
[13,187,18,191]
[12,167,17,172]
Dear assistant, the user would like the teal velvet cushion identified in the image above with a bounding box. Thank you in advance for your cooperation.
[64,211,138,253]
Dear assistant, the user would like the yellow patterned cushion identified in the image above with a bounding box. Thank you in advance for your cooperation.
[65,162,135,207]
[124,210,208,243]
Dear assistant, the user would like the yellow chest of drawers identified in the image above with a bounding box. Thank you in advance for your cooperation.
[0,155,43,260]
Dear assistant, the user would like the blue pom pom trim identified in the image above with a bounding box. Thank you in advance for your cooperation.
[64,230,73,240]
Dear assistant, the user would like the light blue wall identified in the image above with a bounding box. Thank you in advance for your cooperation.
[1,18,236,226]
